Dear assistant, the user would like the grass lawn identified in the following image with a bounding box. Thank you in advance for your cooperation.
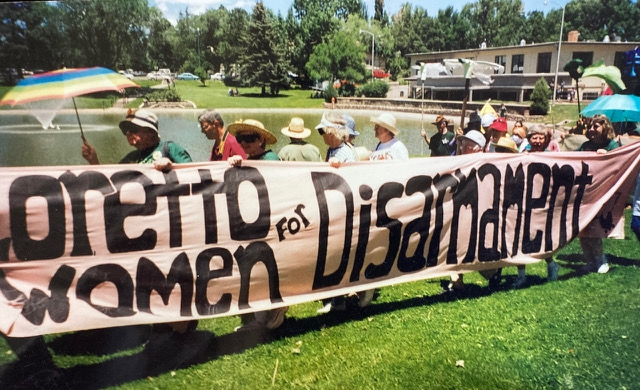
[1,210,638,389]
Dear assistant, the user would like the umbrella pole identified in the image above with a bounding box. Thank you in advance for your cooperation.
[72,97,87,142]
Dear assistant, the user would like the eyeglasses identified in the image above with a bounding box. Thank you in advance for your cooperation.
[317,128,325,135]
[200,121,214,130]
[236,133,260,143]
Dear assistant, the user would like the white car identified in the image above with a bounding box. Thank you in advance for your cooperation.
[146,72,160,80]
[210,72,225,81]
[118,71,134,80]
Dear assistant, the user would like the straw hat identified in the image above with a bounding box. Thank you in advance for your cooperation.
[120,109,158,134]
[491,137,519,153]
[228,119,277,145]
[370,112,399,135]
[281,117,311,139]
[432,114,448,126]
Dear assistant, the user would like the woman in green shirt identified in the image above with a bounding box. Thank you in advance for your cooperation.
[227,119,279,166]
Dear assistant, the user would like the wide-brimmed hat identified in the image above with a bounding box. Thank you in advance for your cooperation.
[491,137,519,153]
[344,114,360,137]
[489,117,508,132]
[119,109,158,134]
[432,114,448,126]
[457,129,486,149]
[468,111,481,124]
[281,117,311,139]
[315,112,346,131]
[228,119,277,145]
[370,112,399,135]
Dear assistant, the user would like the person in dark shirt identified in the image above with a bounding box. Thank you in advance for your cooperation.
[421,114,454,156]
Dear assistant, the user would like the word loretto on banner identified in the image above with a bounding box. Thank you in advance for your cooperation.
[1,143,639,337]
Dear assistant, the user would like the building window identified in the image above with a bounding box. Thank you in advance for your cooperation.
[572,52,593,68]
[614,51,626,69]
[495,55,506,73]
[537,52,552,73]
[512,54,524,73]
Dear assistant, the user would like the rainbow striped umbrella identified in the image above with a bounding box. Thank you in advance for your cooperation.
[0,67,139,140]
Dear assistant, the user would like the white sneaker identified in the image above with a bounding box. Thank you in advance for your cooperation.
[597,263,610,274]
[317,303,333,314]
[358,289,375,308]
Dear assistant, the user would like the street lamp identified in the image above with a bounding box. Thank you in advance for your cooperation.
[545,1,565,106]
[359,29,375,80]
[196,28,201,69]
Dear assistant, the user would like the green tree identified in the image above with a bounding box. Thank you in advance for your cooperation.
[241,2,289,95]
[58,0,151,69]
[306,29,366,84]
[530,77,551,115]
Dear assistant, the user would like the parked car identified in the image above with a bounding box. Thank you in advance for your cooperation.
[118,70,134,80]
[177,72,199,81]
[210,72,225,81]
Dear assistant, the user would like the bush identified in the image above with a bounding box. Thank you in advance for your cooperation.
[530,77,551,115]
[144,89,181,102]
[323,83,338,103]
[356,80,389,98]
[338,82,357,97]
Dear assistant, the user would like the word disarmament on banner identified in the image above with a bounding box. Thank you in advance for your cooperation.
[1,143,639,336]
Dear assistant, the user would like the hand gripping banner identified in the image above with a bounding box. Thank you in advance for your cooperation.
[1,143,639,336]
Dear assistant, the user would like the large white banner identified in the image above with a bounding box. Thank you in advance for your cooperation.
[1,143,639,336]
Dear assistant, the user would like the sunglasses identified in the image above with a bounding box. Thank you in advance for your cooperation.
[317,128,325,135]
[236,133,260,143]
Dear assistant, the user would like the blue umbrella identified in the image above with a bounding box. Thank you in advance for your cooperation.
[580,94,640,122]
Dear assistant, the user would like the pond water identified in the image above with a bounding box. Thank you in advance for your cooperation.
[0,109,444,167]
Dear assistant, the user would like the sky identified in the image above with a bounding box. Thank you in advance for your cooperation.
[150,0,570,25]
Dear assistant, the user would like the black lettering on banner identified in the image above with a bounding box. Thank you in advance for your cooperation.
[59,170,115,256]
[76,264,136,317]
[0,265,75,325]
[350,185,372,282]
[224,167,271,241]
[192,169,226,245]
[104,170,158,253]
[310,172,354,289]
[428,174,459,263]
[136,254,193,316]
[477,164,501,262]
[365,182,404,279]
[398,176,433,272]
[523,163,551,253]
[153,170,191,248]
[449,169,478,264]
[235,242,283,310]
[572,162,593,237]
[294,204,310,227]
[9,175,66,260]
[195,247,233,315]
[501,164,525,256]
[547,164,577,249]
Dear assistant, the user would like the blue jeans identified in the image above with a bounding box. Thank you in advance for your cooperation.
[631,215,640,242]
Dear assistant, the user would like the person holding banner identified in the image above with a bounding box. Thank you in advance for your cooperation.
[82,109,192,170]
[315,112,358,312]
[198,109,247,162]
[277,117,323,162]
[370,113,409,161]
[81,109,198,337]
[316,112,357,169]
[446,130,488,293]
[226,119,289,331]
[577,114,620,274]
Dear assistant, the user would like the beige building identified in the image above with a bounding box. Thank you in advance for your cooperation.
[405,33,640,103]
